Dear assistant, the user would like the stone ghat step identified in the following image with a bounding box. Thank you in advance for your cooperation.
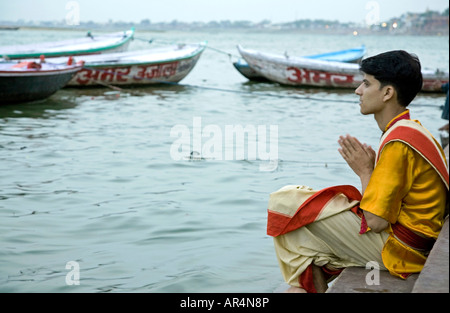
[326,268,418,293]
[327,216,449,293]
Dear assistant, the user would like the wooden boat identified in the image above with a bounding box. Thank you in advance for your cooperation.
[237,45,449,92]
[302,46,366,63]
[44,42,207,86]
[0,29,134,59]
[0,59,82,104]
[234,45,366,81]
[0,26,20,30]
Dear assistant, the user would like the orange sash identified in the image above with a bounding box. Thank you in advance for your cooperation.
[377,119,449,190]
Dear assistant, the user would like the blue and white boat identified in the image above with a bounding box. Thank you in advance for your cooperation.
[234,45,366,81]
[237,45,448,92]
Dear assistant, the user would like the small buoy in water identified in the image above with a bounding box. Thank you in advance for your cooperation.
[104,91,120,100]
[189,151,202,160]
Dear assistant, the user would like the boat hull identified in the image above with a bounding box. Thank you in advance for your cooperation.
[238,45,361,88]
[0,65,81,104]
[69,54,202,86]
[0,29,134,59]
[303,46,365,63]
[234,45,366,81]
[233,59,271,82]
[64,43,206,86]
[237,45,449,92]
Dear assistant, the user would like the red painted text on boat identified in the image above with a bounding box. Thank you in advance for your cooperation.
[133,62,178,81]
[75,62,179,85]
[287,67,355,86]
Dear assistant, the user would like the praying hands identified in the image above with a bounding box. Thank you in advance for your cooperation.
[338,135,376,194]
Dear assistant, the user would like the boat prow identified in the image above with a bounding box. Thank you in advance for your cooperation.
[0,59,83,104]
[234,45,366,81]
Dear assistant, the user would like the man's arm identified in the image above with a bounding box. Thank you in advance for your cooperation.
[338,135,389,232]
[363,211,389,233]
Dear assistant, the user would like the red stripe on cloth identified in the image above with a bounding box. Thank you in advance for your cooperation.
[391,223,436,251]
[385,110,410,131]
[298,264,344,293]
[322,265,344,277]
[359,213,369,234]
[378,126,449,188]
[266,211,290,237]
[299,264,316,293]
[267,185,362,237]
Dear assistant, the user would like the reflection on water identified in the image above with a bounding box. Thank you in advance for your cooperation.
[0,96,78,119]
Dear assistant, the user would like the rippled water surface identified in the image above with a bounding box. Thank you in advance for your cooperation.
[0,29,448,292]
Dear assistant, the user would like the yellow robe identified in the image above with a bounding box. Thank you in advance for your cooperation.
[360,113,448,278]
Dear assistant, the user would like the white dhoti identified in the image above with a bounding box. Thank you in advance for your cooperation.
[267,185,389,292]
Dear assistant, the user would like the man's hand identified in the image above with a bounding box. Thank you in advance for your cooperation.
[338,135,389,232]
[338,135,375,193]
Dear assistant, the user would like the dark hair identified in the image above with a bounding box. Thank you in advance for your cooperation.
[360,50,423,106]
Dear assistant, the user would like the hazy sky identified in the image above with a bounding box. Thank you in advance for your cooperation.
[0,0,448,24]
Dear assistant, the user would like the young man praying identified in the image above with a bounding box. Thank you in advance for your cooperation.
[267,50,449,293]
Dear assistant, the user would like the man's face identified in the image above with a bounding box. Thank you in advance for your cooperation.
[355,73,388,115]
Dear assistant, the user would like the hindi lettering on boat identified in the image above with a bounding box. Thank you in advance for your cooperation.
[47,42,206,86]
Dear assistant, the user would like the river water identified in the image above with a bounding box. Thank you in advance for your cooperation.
[0,29,448,292]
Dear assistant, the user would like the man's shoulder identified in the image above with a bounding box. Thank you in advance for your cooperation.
[379,119,449,189]
[381,119,435,146]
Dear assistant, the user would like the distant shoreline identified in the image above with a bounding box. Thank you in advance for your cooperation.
[0,26,20,30]
[1,7,448,36]
[0,25,449,37]
[0,25,165,33]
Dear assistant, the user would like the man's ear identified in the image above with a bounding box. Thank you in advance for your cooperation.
[382,85,395,102]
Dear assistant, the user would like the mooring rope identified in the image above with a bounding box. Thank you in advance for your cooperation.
[76,65,444,107]
[165,80,360,103]
[133,36,240,59]
[77,65,360,103]
[126,37,446,107]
